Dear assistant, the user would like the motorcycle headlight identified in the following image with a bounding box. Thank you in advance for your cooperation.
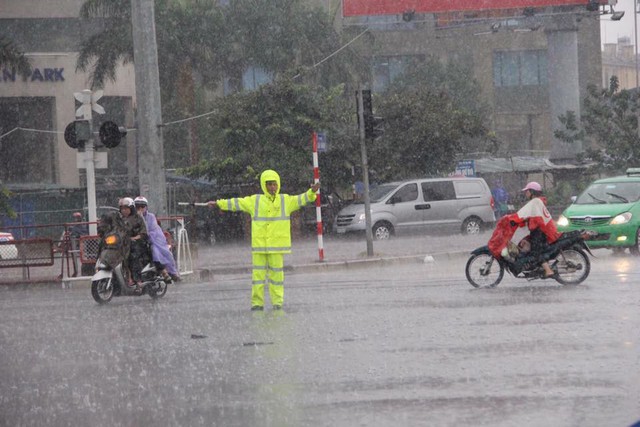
[557,215,569,227]
[105,234,119,245]
[610,212,632,225]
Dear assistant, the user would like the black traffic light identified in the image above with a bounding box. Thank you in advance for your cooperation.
[98,121,127,148]
[362,90,384,139]
[402,9,415,22]
[64,120,91,149]
[586,0,599,12]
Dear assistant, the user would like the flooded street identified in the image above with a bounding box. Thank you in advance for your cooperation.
[1,255,638,426]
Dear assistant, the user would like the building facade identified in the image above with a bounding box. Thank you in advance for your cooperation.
[0,0,136,191]
[602,36,638,90]
[338,1,603,162]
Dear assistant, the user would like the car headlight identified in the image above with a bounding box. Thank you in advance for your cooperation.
[358,213,366,221]
[610,212,632,225]
[557,215,569,227]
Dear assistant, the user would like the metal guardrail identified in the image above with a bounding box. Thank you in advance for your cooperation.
[0,216,192,283]
[79,236,100,264]
[0,239,54,268]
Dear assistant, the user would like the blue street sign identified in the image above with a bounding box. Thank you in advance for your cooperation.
[317,132,328,152]
[454,160,475,177]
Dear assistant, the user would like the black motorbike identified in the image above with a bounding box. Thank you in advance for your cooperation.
[91,219,169,304]
[465,230,595,288]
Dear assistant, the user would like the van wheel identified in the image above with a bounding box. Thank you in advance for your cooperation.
[630,228,640,256]
[372,222,393,240]
[462,217,482,235]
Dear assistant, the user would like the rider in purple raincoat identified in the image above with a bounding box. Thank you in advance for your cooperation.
[134,196,180,282]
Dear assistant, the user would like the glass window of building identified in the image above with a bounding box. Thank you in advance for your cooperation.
[372,55,424,92]
[224,66,273,95]
[242,66,272,91]
[493,50,547,87]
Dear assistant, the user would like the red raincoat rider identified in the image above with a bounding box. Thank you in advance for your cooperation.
[488,181,560,278]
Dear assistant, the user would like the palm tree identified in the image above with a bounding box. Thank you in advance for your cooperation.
[0,35,32,77]
[74,0,364,168]
[76,0,133,89]
[76,0,362,91]
[76,0,226,92]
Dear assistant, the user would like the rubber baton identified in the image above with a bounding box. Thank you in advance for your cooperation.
[177,202,210,207]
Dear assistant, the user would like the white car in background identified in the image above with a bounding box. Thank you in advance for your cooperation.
[0,232,18,259]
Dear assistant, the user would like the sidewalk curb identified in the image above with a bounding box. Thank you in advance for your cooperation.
[194,250,471,281]
[0,251,472,286]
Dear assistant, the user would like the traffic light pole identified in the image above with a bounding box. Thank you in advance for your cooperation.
[85,141,98,235]
[68,89,126,236]
[357,87,374,256]
[79,89,98,235]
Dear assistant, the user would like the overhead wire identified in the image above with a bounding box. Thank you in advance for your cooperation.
[0,126,136,141]
[292,27,370,80]
[0,127,61,140]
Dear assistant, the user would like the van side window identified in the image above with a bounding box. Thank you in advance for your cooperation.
[389,183,418,203]
[422,181,455,201]
[454,181,484,199]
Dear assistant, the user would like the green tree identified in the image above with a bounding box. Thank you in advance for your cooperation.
[555,76,640,172]
[369,57,495,181]
[185,79,357,191]
[0,183,16,220]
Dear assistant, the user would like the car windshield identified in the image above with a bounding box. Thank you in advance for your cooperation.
[368,184,399,203]
[574,182,640,205]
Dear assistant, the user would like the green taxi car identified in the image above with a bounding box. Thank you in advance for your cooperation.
[557,169,640,254]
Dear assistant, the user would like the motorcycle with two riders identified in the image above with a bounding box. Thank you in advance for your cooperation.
[91,211,169,304]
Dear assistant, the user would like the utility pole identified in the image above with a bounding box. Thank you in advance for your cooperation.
[131,0,167,215]
[632,0,640,89]
[356,87,374,256]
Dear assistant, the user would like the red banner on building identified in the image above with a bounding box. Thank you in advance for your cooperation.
[343,0,595,17]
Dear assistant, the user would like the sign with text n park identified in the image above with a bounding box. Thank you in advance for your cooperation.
[343,0,600,16]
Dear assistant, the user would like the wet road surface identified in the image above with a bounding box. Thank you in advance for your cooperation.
[0,253,639,426]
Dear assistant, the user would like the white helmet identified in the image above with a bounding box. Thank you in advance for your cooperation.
[118,197,135,208]
[134,196,148,207]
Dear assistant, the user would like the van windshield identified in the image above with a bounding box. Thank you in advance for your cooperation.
[575,182,640,205]
[363,184,398,203]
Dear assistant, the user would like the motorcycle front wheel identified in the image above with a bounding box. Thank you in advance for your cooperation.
[551,248,590,285]
[91,278,113,304]
[465,253,504,288]
[149,278,168,299]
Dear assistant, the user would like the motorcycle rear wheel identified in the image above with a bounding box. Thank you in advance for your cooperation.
[551,248,590,285]
[91,278,113,304]
[465,253,504,288]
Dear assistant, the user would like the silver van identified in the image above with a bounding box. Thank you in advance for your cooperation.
[335,177,495,239]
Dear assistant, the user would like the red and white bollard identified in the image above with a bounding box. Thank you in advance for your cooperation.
[312,132,324,262]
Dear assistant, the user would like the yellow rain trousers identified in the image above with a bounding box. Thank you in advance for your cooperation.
[216,170,316,308]
[251,252,284,307]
